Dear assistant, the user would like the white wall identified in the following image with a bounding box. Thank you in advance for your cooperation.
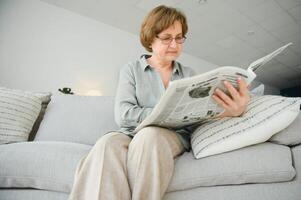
[0,0,218,96]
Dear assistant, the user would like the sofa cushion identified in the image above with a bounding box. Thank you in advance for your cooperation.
[34,94,119,145]
[0,87,46,144]
[292,144,301,177]
[269,111,301,146]
[0,141,90,193]
[168,142,296,192]
[165,146,301,200]
[0,189,69,200]
[191,95,301,159]
[0,142,296,193]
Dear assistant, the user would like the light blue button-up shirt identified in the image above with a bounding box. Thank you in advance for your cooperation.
[114,55,197,150]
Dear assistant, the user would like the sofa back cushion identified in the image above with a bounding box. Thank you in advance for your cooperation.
[34,94,119,145]
[269,111,301,146]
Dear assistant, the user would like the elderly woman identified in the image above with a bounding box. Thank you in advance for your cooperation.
[69,5,249,200]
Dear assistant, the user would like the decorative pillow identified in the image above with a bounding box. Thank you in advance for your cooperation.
[28,92,52,141]
[191,95,301,159]
[0,87,50,144]
[269,111,301,146]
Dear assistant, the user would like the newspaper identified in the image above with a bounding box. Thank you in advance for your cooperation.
[134,42,292,133]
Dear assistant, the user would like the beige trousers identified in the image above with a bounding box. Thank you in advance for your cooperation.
[68,126,185,200]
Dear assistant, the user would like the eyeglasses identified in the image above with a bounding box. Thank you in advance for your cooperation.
[156,35,186,45]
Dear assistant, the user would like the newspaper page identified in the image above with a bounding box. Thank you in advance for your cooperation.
[134,43,292,133]
[248,42,292,71]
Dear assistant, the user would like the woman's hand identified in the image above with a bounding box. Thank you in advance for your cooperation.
[212,77,250,118]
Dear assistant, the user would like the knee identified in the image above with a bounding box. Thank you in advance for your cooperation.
[94,132,128,152]
[132,127,164,147]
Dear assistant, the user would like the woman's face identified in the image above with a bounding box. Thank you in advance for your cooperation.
[150,21,184,62]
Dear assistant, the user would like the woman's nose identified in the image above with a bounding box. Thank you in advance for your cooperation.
[169,39,177,48]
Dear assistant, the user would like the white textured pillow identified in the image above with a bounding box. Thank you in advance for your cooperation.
[0,87,42,144]
[191,95,301,159]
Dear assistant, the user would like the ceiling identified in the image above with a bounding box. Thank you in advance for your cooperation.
[40,0,301,90]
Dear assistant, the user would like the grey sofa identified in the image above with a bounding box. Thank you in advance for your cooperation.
[0,94,301,200]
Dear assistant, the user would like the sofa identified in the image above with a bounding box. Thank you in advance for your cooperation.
[0,93,301,200]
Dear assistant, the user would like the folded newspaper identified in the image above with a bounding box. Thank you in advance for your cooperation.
[134,42,292,133]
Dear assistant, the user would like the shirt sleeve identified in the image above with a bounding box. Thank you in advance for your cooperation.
[114,64,153,129]
[188,67,197,77]
[180,63,197,78]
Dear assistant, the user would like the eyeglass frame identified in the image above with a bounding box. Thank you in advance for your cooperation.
[155,35,187,45]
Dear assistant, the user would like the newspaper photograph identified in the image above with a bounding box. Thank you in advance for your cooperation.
[134,43,292,133]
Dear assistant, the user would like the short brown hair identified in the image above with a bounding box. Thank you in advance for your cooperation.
[140,5,188,52]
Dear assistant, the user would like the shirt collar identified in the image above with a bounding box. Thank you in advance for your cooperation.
[139,54,181,75]
[139,54,151,71]
[172,61,181,75]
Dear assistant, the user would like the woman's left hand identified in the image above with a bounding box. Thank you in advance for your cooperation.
[212,77,250,118]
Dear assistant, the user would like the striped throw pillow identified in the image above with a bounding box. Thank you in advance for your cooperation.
[0,87,42,144]
[191,95,301,159]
